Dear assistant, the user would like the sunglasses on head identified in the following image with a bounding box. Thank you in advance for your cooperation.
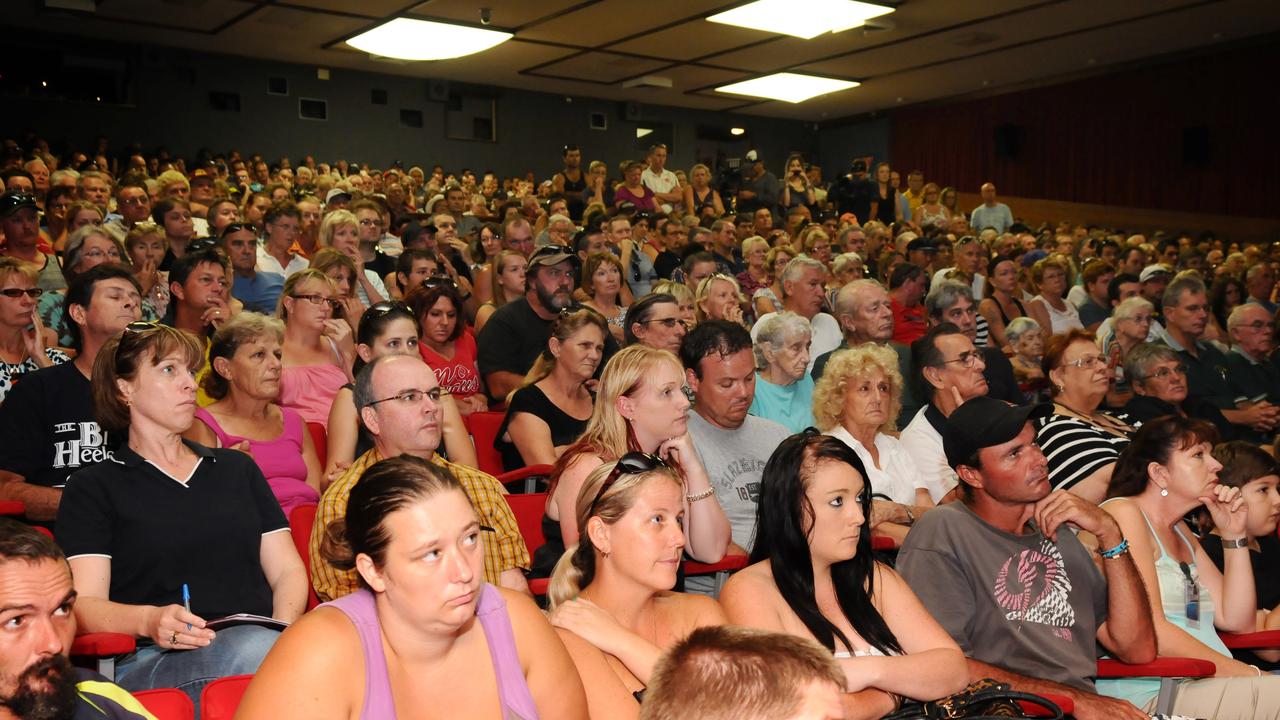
[185,238,220,253]
[589,452,669,514]
[112,320,165,364]
[219,223,257,239]
[365,301,411,319]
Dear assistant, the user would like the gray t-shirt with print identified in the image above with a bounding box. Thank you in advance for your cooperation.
[897,502,1108,692]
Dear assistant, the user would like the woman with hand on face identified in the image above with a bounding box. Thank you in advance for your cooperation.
[0,257,66,403]
[540,345,730,577]
[1035,329,1137,504]
[749,312,814,434]
[498,308,605,472]
[720,433,968,719]
[1201,442,1280,668]
[813,346,933,545]
[184,312,322,515]
[309,249,366,337]
[694,274,745,327]
[474,249,528,335]
[581,252,629,343]
[124,222,170,320]
[236,456,588,720]
[978,255,1026,351]
[1099,417,1280,719]
[323,302,475,486]
[549,456,728,719]
[277,269,355,431]
[318,210,387,308]
[56,323,306,703]
[410,279,487,415]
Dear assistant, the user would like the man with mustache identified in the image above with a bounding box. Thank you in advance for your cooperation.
[0,518,158,720]
[680,321,789,594]
[898,397,1157,720]
[476,245,618,400]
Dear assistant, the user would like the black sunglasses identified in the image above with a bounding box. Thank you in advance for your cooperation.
[185,237,220,253]
[588,452,668,514]
[112,320,164,364]
[0,288,43,299]
[364,301,411,319]
[219,222,257,239]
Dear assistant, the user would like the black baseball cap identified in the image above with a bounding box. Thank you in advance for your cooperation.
[0,192,38,217]
[906,237,937,253]
[943,397,1052,470]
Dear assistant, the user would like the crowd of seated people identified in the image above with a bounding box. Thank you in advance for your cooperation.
[6,137,1280,719]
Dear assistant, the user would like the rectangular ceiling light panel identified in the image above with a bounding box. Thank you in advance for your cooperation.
[707,0,893,39]
[347,18,512,61]
[715,73,859,103]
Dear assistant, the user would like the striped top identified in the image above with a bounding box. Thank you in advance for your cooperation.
[1033,411,1138,492]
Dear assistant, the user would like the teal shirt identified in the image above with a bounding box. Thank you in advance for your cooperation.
[748,374,815,434]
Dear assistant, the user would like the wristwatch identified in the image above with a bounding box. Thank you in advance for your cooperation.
[1221,537,1250,550]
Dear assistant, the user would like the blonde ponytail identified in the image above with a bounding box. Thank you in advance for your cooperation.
[547,541,595,611]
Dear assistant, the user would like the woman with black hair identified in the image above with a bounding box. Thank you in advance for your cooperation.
[720,432,967,718]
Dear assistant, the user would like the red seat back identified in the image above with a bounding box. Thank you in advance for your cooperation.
[288,503,321,610]
[199,674,253,720]
[0,500,25,516]
[305,422,327,468]
[505,492,548,556]
[463,411,507,476]
[132,688,194,720]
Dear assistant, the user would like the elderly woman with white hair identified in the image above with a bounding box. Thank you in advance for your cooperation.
[1101,295,1156,404]
[826,252,864,309]
[749,311,814,433]
[1004,316,1045,384]
[813,344,933,544]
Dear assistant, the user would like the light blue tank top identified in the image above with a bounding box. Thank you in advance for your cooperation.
[1096,502,1229,709]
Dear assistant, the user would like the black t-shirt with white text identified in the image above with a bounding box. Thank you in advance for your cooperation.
[0,362,111,489]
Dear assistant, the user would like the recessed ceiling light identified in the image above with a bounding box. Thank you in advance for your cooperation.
[707,0,892,40]
[346,17,512,61]
[730,127,746,136]
[716,73,859,104]
[636,128,654,138]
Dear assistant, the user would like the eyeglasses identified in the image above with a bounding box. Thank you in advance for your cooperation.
[934,350,982,369]
[1145,364,1189,381]
[1234,321,1271,331]
[291,294,341,311]
[1062,354,1106,370]
[366,387,444,408]
[358,219,385,229]
[0,288,43,299]
[589,452,668,514]
[119,196,150,207]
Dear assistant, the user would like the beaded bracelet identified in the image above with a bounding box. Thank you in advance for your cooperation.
[685,487,715,503]
[1100,538,1130,559]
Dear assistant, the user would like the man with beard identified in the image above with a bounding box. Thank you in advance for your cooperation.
[0,519,158,720]
[476,244,618,399]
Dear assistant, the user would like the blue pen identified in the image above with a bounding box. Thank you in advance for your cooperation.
[182,584,192,631]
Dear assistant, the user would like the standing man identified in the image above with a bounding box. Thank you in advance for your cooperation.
[969,183,1014,234]
[829,159,875,222]
[0,265,141,521]
[902,169,925,216]
[642,144,682,215]
[897,396,1156,720]
[680,321,790,593]
[736,151,780,221]
[552,144,588,221]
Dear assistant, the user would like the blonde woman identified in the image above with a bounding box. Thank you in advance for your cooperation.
[753,246,794,317]
[308,248,365,334]
[581,252,628,343]
[0,258,66,402]
[549,458,727,720]
[813,345,934,544]
[277,269,354,430]
[318,210,387,307]
[536,345,730,577]
[1027,256,1083,335]
[694,273,744,326]
[474,249,527,334]
[681,164,724,217]
[651,280,696,328]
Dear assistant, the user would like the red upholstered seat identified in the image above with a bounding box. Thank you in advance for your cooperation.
[200,674,253,720]
[288,503,321,610]
[132,688,195,720]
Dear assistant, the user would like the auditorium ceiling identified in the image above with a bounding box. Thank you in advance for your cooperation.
[9,0,1280,121]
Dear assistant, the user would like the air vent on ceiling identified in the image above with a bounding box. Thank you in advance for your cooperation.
[952,32,999,47]
[622,75,672,90]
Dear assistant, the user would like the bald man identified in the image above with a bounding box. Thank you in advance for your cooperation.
[969,183,1013,234]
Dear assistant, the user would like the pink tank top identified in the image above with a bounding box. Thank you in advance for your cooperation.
[323,586,539,720]
[193,405,319,516]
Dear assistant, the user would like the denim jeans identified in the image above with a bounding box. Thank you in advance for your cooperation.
[115,625,280,707]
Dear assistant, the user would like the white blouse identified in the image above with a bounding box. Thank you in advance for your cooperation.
[825,426,929,506]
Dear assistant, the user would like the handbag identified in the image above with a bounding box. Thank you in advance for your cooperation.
[884,678,1063,720]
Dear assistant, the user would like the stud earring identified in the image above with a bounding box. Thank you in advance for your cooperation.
[1160,487,1169,497]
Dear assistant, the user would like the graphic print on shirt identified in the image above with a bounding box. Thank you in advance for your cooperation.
[51,421,111,484]
[992,538,1076,641]
[712,456,766,505]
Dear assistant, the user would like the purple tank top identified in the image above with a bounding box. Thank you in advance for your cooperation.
[323,586,540,720]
